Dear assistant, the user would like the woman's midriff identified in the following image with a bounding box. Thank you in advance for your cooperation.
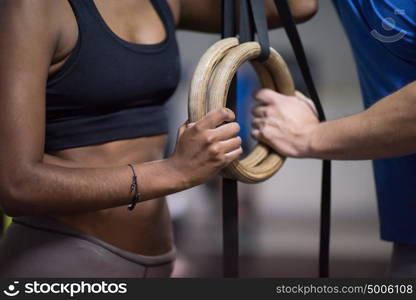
[45,134,173,256]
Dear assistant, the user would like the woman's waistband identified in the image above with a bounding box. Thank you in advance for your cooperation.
[13,215,176,267]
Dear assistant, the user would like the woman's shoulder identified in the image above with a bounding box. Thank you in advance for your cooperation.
[0,0,73,33]
[0,0,77,62]
[1,0,63,18]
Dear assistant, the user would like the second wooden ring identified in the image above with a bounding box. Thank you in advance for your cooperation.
[188,38,295,183]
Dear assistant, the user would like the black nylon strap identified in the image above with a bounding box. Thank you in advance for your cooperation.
[222,0,239,278]
[274,0,332,278]
[248,0,270,61]
[220,0,330,278]
[239,0,270,61]
[221,0,236,39]
[274,0,325,121]
[222,178,239,277]
[239,0,255,43]
[221,0,270,278]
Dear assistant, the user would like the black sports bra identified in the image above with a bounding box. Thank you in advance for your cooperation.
[45,0,180,152]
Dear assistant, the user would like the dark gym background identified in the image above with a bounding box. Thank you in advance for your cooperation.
[166,1,390,277]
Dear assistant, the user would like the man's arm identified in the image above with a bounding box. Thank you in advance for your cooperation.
[176,0,319,32]
[252,82,416,160]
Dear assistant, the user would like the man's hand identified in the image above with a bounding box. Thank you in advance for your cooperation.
[251,89,319,158]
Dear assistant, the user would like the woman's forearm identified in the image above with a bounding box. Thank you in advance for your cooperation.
[1,158,188,217]
[308,82,416,160]
[1,109,241,217]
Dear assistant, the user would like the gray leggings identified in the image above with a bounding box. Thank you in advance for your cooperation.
[0,215,175,278]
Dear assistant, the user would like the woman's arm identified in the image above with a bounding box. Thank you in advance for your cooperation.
[251,83,416,160]
[0,0,242,217]
[176,0,319,33]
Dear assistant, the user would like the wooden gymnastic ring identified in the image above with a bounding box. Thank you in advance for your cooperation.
[188,38,239,122]
[188,38,295,183]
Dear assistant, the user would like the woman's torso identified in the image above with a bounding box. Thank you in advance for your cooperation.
[44,0,180,256]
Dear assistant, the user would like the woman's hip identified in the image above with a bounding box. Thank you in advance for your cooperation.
[0,215,176,278]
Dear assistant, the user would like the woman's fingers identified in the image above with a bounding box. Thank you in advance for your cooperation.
[224,147,243,162]
[196,107,235,130]
[176,122,189,140]
[219,136,242,154]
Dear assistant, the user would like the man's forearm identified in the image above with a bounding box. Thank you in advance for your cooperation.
[308,82,416,160]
